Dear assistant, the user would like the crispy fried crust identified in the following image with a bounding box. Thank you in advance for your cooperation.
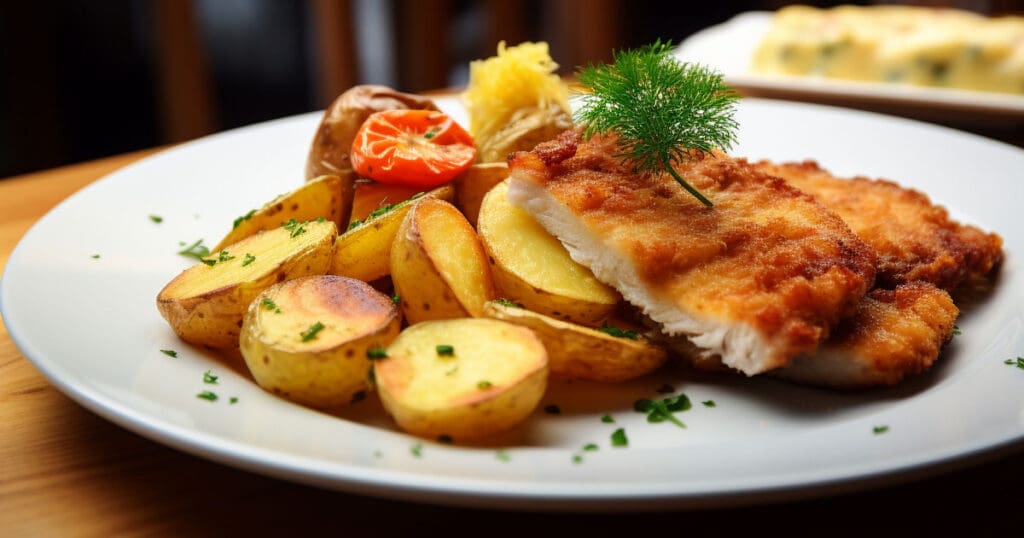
[753,160,1003,291]
[775,282,959,388]
[508,130,877,374]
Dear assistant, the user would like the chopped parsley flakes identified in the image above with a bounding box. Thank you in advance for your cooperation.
[702,400,716,407]
[367,348,388,360]
[494,298,523,308]
[601,415,615,423]
[196,391,218,402]
[203,370,219,384]
[160,349,178,358]
[597,325,639,340]
[262,298,282,313]
[242,253,256,266]
[610,428,628,447]
[411,443,423,458]
[436,344,455,356]
[496,450,511,462]
[582,443,599,452]
[477,380,493,390]
[149,215,163,223]
[177,239,210,261]
[1004,356,1024,370]
[233,209,256,229]
[301,321,325,342]
[634,394,690,428]
[873,425,889,435]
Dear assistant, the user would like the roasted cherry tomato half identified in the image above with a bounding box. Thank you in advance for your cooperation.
[350,109,476,188]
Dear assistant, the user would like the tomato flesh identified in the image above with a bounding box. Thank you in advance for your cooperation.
[351,110,476,188]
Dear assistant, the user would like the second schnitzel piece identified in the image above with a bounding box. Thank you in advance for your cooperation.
[507,130,876,375]
[775,282,959,389]
[753,160,1003,291]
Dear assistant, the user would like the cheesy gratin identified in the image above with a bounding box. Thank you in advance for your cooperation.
[751,5,1024,94]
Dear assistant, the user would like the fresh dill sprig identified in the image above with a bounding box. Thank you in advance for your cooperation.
[574,40,739,207]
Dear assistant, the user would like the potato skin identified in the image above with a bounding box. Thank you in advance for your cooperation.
[452,162,508,227]
[240,275,400,408]
[330,184,454,283]
[483,301,667,382]
[390,198,495,324]
[214,175,350,252]
[305,85,438,180]
[375,318,548,440]
[157,221,337,348]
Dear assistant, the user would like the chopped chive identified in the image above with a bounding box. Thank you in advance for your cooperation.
[702,400,716,407]
[477,380,493,390]
[217,250,235,262]
[196,391,218,402]
[203,370,219,384]
[411,443,423,458]
[494,298,523,308]
[229,397,239,404]
[90,254,100,259]
[391,293,401,305]
[873,425,889,435]
[347,219,363,231]
[262,297,282,314]
[177,239,210,261]
[572,454,584,464]
[149,215,163,223]
[496,450,511,462]
[242,253,256,266]
[610,428,628,447]
[160,349,178,358]
[367,348,388,360]
[301,321,325,342]
[424,131,436,139]
[597,325,639,340]
[582,443,599,452]
[436,344,455,356]
[601,415,615,423]
[952,325,961,336]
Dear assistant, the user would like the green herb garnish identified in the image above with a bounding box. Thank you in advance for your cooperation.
[203,370,219,384]
[411,443,423,458]
[634,394,690,428]
[367,348,388,360]
[702,400,716,407]
[477,380,493,389]
[391,293,401,305]
[347,219,363,231]
[600,414,615,423]
[178,239,210,261]
[229,397,239,404]
[572,454,584,464]
[233,209,256,229]
[282,219,306,237]
[610,428,629,447]
[262,297,282,313]
[496,450,511,462]
[300,321,325,342]
[575,40,739,207]
[952,325,961,336]
[242,253,256,266]
[149,215,163,223]
[1006,356,1024,370]
[873,425,889,435]
[436,344,455,356]
[597,325,639,340]
[582,443,599,452]
[160,349,178,358]
[91,254,100,259]
[494,298,523,308]
[217,250,235,262]
[196,391,218,402]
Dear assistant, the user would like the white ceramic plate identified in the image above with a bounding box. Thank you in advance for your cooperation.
[3,97,1023,510]
[675,12,1024,119]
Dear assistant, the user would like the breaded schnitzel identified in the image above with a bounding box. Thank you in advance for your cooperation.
[507,130,876,376]
[753,160,1003,291]
[775,282,959,389]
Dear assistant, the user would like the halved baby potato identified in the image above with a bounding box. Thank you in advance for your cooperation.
[375,318,548,440]
[157,219,337,348]
[477,180,619,326]
[390,198,496,324]
[240,275,400,408]
[348,179,425,227]
[214,175,349,251]
[452,162,509,227]
[330,184,454,282]
[483,301,667,382]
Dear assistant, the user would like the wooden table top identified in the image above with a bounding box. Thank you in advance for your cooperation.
[2,147,1022,535]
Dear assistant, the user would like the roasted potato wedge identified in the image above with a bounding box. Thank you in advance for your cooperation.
[240,275,400,408]
[157,220,337,348]
[305,85,438,180]
[390,198,495,324]
[476,103,572,163]
[349,180,425,227]
[483,301,667,382]
[453,162,509,227]
[477,180,618,326]
[214,175,350,251]
[375,318,548,440]
[330,184,454,282]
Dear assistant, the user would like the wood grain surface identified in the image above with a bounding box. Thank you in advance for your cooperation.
[2,147,1021,536]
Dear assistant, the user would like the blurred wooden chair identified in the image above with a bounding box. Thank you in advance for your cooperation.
[151,0,623,144]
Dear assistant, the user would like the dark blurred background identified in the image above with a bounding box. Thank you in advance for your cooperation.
[1,0,1021,178]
